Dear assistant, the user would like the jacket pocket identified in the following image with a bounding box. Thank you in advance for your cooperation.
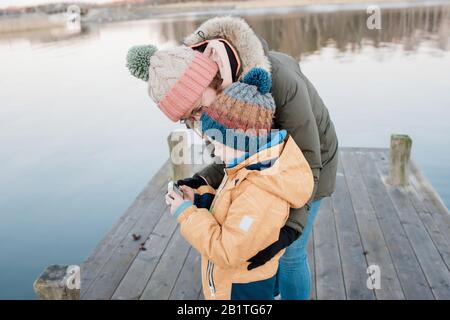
[206,260,216,298]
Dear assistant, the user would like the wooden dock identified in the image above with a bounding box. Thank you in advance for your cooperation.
[75,146,450,300]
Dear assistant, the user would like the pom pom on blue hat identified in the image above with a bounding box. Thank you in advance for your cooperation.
[242,67,272,94]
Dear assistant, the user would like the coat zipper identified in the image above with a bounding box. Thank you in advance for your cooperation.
[206,260,216,297]
[206,172,225,297]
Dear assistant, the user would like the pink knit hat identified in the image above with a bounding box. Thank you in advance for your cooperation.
[126,44,218,122]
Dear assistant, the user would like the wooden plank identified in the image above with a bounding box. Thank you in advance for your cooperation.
[412,203,450,273]
[332,156,375,300]
[357,151,434,299]
[383,153,450,252]
[82,186,168,299]
[82,161,169,262]
[372,151,450,299]
[169,247,203,300]
[81,161,170,296]
[409,160,450,245]
[340,150,405,300]
[409,159,450,217]
[314,197,346,300]
[307,228,316,300]
[401,162,450,271]
[140,226,191,300]
[111,206,179,299]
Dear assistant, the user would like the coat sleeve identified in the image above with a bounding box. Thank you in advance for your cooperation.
[272,69,322,232]
[193,185,216,209]
[195,163,226,189]
[177,185,287,268]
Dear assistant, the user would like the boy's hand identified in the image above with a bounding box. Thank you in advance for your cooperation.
[179,185,194,202]
[165,191,185,216]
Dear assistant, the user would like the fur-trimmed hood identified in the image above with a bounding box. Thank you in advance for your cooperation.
[183,16,271,78]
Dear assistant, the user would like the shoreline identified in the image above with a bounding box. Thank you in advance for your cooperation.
[1,0,448,16]
[1,0,449,33]
[118,0,450,21]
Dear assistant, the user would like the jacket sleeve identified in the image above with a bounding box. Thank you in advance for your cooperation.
[193,185,216,210]
[177,185,287,268]
[195,163,226,189]
[272,70,322,232]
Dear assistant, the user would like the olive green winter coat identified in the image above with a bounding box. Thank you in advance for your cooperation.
[184,17,338,232]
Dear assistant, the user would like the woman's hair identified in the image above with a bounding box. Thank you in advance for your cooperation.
[209,71,224,92]
[190,39,241,82]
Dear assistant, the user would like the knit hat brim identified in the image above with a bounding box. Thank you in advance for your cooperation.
[158,52,218,122]
[200,112,271,153]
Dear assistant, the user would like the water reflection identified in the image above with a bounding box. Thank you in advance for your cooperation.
[157,5,450,58]
[0,23,98,46]
[2,5,449,56]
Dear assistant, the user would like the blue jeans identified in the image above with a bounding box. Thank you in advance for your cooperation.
[231,274,277,300]
[276,200,322,300]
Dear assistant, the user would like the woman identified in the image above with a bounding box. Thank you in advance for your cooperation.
[126,16,338,300]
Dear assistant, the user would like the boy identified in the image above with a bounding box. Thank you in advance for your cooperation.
[166,69,314,300]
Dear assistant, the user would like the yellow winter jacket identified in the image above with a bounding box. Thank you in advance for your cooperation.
[176,135,314,299]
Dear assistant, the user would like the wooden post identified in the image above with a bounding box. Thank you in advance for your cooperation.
[167,130,193,181]
[33,265,80,300]
[388,134,412,186]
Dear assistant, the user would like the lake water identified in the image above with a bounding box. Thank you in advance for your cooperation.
[0,4,449,299]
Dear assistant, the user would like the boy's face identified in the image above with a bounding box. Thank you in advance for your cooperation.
[211,139,245,164]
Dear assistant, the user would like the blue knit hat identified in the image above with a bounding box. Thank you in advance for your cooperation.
[200,68,276,153]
